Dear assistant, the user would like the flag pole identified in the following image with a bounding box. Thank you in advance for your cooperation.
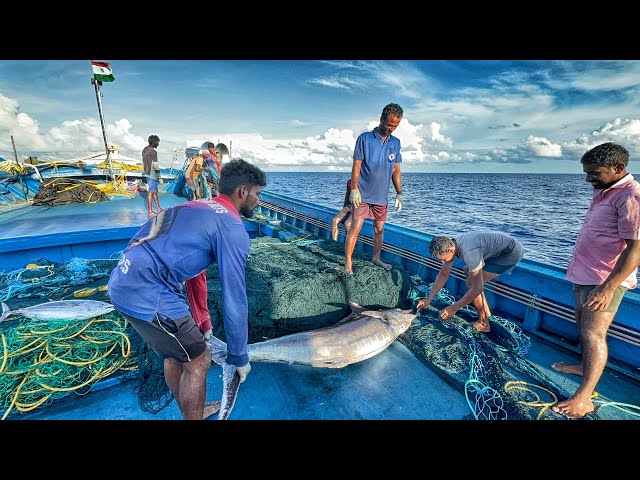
[90,76,115,182]
[10,135,28,200]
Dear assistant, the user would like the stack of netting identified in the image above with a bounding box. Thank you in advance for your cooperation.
[0,314,137,419]
[0,258,170,418]
[203,236,413,343]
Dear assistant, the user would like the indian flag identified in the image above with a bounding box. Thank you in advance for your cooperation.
[91,61,115,82]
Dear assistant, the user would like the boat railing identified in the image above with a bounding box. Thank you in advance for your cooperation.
[257,195,640,382]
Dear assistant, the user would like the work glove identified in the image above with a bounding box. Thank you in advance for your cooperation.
[236,362,251,383]
[350,188,361,208]
[395,193,403,212]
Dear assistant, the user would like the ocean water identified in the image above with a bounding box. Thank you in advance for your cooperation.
[263,172,594,269]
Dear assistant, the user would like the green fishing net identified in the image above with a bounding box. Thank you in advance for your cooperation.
[206,236,412,343]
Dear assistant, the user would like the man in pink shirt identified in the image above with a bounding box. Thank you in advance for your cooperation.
[553,142,640,419]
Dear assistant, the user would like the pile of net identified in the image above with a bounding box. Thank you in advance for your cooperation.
[32,178,109,206]
[403,276,589,420]
[2,238,619,420]
[0,257,172,418]
[204,236,413,343]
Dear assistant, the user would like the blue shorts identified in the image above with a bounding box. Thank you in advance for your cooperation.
[483,259,518,275]
[147,178,159,192]
[483,240,525,275]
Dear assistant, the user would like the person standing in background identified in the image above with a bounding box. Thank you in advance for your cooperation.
[552,142,640,419]
[203,142,222,197]
[344,103,404,273]
[142,135,162,217]
[185,150,206,200]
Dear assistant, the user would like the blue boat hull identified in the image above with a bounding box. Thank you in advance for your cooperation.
[1,179,639,421]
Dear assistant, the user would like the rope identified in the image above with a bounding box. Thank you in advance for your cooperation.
[0,315,136,419]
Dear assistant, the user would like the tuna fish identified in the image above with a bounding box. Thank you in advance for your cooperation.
[0,300,115,322]
[206,334,241,420]
[204,302,417,419]
[246,301,418,367]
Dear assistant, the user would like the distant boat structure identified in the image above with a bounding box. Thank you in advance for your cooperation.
[81,145,143,167]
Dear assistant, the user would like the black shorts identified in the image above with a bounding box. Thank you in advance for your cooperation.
[118,310,206,363]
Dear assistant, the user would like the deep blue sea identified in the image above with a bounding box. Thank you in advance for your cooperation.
[264,172,592,269]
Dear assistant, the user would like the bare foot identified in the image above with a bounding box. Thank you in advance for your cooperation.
[148,211,156,217]
[203,400,221,420]
[372,259,392,271]
[551,361,584,376]
[552,395,594,419]
[472,321,491,333]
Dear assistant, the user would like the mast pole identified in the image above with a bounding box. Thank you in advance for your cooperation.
[91,76,115,181]
[10,135,28,199]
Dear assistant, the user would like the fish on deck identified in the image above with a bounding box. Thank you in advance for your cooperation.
[247,301,418,367]
[206,334,240,420]
[204,302,418,419]
[0,299,115,322]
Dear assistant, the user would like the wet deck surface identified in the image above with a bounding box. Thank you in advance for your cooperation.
[0,191,187,242]
[14,332,640,421]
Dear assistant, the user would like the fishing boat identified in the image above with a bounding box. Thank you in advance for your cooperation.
[0,171,639,422]
[1,62,637,422]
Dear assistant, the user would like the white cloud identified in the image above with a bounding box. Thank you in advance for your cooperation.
[523,135,562,157]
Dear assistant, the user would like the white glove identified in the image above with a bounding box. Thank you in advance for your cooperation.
[203,329,212,340]
[350,188,361,208]
[395,193,403,212]
[236,362,251,383]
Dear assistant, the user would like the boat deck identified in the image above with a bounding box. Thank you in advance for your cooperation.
[1,188,639,422]
[0,190,186,242]
[14,331,640,421]
[0,190,188,269]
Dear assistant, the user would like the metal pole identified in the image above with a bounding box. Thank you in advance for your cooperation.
[91,77,115,181]
[10,135,28,199]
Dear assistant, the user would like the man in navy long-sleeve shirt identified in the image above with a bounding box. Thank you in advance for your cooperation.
[108,158,267,420]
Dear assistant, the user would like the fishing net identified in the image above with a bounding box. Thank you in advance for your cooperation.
[32,178,109,206]
[403,276,590,420]
[204,236,412,343]
[0,258,170,418]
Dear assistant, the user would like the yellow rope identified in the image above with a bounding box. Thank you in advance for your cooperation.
[504,380,559,420]
[0,333,7,374]
[2,373,30,420]
[0,315,135,419]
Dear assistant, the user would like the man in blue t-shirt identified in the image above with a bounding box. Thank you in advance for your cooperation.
[344,103,405,274]
[108,158,267,420]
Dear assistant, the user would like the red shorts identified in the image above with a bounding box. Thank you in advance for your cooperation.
[352,202,387,222]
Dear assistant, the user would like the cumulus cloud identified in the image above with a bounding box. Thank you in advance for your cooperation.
[0,93,47,152]
[563,118,640,157]
[522,135,562,157]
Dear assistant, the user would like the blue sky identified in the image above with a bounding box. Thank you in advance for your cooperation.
[1,59,639,173]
